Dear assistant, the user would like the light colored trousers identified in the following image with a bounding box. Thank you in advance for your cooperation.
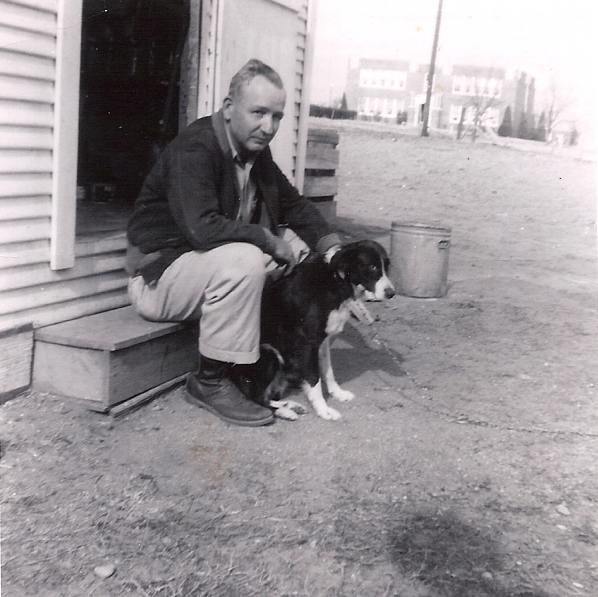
[128,228,310,365]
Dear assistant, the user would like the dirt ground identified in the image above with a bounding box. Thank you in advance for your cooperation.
[1,119,597,597]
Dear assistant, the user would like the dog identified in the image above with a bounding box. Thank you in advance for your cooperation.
[251,240,395,420]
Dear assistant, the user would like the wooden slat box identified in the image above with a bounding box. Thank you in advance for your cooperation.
[304,128,340,222]
[33,306,198,410]
[0,323,33,402]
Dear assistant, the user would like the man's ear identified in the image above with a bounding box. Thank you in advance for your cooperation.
[222,96,233,121]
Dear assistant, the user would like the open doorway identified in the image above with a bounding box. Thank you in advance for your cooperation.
[76,0,189,236]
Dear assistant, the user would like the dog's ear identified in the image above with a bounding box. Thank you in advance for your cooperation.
[329,243,357,281]
[329,245,348,278]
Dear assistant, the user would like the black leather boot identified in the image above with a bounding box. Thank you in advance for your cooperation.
[185,356,274,426]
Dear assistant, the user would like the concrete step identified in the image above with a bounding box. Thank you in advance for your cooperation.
[33,306,197,412]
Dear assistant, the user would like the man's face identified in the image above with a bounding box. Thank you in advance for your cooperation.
[223,75,286,159]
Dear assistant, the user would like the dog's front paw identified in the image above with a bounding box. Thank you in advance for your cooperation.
[273,406,299,420]
[270,399,307,421]
[329,386,355,402]
[315,404,342,421]
[284,400,307,415]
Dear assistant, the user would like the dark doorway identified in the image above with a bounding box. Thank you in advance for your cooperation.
[76,0,189,227]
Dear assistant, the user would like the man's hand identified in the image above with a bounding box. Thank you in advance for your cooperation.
[264,232,297,275]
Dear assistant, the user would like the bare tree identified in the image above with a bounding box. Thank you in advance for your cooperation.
[544,77,576,143]
[458,79,503,142]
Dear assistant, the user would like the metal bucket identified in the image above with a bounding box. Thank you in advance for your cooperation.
[390,222,451,298]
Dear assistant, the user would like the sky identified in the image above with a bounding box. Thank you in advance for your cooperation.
[310,0,597,125]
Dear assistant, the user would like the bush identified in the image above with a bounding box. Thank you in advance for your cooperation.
[534,112,546,142]
[497,106,512,137]
[396,111,408,125]
[309,105,357,120]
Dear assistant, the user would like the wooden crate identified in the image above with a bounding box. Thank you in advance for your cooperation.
[0,323,33,402]
[33,306,198,411]
[304,128,339,221]
[312,199,337,222]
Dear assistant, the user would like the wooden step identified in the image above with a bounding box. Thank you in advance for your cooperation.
[33,306,198,411]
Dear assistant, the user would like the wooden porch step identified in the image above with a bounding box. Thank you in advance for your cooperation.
[33,306,198,412]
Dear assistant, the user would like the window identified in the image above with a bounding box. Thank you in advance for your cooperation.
[452,76,463,94]
[482,107,500,128]
[360,68,407,90]
[464,106,475,125]
[449,104,463,123]
[360,70,373,88]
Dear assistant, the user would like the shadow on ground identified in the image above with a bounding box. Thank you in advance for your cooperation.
[330,321,406,385]
[335,215,392,244]
[388,511,551,597]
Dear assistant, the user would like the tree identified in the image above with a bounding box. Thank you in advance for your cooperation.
[516,113,536,140]
[544,77,575,142]
[517,114,528,139]
[534,111,546,141]
[456,106,466,140]
[498,106,513,137]
[340,93,348,111]
[465,86,502,142]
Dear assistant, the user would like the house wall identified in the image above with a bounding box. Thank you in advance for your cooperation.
[0,1,129,334]
[0,0,58,332]
[0,0,314,336]
[216,0,304,180]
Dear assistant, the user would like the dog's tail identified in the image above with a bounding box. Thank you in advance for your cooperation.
[258,344,288,404]
[260,343,284,367]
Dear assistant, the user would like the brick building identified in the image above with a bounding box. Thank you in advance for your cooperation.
[345,58,535,132]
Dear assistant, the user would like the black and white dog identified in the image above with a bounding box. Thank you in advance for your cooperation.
[249,240,395,420]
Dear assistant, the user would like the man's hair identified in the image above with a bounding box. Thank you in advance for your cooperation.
[228,59,284,99]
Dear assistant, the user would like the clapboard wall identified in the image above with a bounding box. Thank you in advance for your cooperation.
[0,0,315,334]
[0,0,129,334]
[0,0,57,331]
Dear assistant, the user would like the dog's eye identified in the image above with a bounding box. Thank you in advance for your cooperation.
[368,264,378,272]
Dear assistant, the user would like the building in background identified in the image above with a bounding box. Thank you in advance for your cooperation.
[345,58,535,132]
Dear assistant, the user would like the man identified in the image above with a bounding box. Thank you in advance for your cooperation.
[126,59,341,426]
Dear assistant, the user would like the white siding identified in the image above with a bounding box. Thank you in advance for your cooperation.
[0,0,56,327]
[217,0,303,180]
[293,1,309,179]
[0,231,128,331]
[0,0,128,332]
[196,0,219,119]
[0,0,311,333]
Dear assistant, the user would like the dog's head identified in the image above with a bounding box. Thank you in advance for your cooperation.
[330,240,395,301]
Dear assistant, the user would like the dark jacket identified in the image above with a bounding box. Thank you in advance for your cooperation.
[126,110,339,282]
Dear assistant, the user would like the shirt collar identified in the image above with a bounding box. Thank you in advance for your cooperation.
[224,121,255,168]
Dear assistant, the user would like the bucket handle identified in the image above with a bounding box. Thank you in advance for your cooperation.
[438,239,450,250]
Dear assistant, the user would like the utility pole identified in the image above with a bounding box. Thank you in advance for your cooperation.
[422,0,443,137]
